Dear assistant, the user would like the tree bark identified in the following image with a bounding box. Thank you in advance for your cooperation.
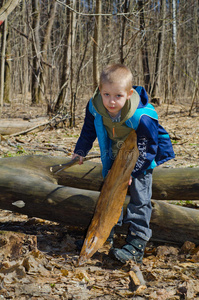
[39,0,57,104]
[54,0,71,113]
[150,0,166,98]
[138,0,151,93]
[31,0,41,104]
[4,22,11,103]
[0,155,198,201]
[0,17,7,109]
[78,130,139,265]
[0,155,199,245]
[53,160,199,201]
[150,200,199,244]
[119,0,128,64]
[0,117,49,135]
[92,0,102,91]
[69,0,76,127]
[0,0,19,24]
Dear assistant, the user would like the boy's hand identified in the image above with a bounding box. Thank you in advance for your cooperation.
[72,153,84,165]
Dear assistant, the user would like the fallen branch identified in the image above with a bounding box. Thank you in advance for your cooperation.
[78,130,139,265]
[9,114,68,137]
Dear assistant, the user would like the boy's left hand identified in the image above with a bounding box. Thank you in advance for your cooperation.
[129,176,132,185]
[72,153,84,165]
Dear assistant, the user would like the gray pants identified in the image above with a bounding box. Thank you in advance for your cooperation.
[117,169,153,241]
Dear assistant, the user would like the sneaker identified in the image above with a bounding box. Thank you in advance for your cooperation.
[109,234,147,264]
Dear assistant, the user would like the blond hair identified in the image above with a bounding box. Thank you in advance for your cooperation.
[99,64,133,92]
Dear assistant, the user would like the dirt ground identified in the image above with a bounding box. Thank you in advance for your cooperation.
[0,99,199,299]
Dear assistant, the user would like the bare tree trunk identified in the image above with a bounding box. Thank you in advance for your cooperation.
[167,0,177,103]
[189,79,198,116]
[171,0,177,99]
[31,0,41,104]
[69,0,76,127]
[138,0,151,93]
[0,0,19,24]
[189,0,199,115]
[150,0,166,99]
[21,0,29,101]
[119,0,128,64]
[0,17,7,110]
[39,0,57,105]
[54,0,71,113]
[93,0,102,91]
[4,23,11,103]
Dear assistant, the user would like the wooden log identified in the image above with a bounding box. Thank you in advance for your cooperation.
[0,155,198,201]
[57,162,199,200]
[150,200,199,244]
[0,169,199,245]
[0,155,199,245]
[78,130,139,265]
[0,118,49,135]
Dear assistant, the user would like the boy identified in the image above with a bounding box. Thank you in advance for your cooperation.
[72,64,175,264]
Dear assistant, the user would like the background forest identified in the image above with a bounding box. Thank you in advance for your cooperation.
[0,2,199,299]
[0,0,198,126]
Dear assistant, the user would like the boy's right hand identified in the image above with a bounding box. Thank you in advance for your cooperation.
[72,153,84,165]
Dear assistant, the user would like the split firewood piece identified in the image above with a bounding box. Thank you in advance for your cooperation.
[78,130,139,266]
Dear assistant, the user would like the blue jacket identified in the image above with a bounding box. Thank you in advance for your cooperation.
[74,86,175,178]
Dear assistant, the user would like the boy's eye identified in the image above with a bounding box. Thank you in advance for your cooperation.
[117,94,121,98]
[104,93,109,97]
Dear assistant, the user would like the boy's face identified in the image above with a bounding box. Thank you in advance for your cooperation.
[99,82,133,117]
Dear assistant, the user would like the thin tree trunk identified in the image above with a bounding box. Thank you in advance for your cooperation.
[0,0,19,24]
[69,0,76,127]
[39,0,57,104]
[54,0,71,113]
[172,0,177,99]
[93,0,102,91]
[119,0,128,64]
[138,0,151,93]
[21,0,29,100]
[189,80,198,116]
[0,17,7,110]
[189,0,199,115]
[31,0,41,104]
[150,0,166,98]
[4,23,11,103]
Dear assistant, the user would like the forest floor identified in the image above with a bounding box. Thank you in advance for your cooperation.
[0,98,199,299]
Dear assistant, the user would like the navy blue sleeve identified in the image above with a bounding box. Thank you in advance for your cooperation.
[74,102,97,157]
[132,115,159,177]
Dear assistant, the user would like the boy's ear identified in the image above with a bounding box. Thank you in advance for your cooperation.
[127,88,134,99]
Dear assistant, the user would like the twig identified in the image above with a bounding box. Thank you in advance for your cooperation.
[50,155,100,174]
[81,166,96,179]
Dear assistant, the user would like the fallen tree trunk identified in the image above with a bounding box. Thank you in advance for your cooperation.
[0,155,198,200]
[56,161,199,200]
[0,155,198,244]
[0,172,199,245]
[0,118,49,135]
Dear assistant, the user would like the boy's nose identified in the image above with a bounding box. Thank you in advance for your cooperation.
[110,97,115,103]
